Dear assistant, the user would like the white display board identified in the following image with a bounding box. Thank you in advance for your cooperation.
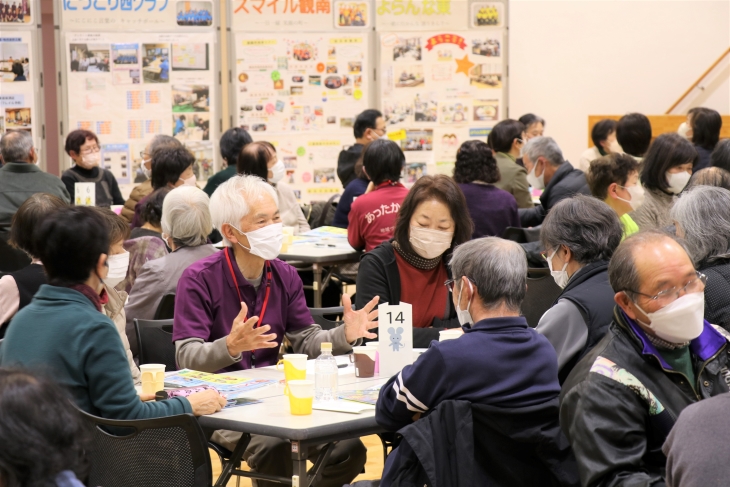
[1,0,44,166]
[56,0,221,184]
[231,24,373,201]
[228,0,507,200]
[377,1,507,180]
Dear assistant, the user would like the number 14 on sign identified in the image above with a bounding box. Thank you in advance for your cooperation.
[378,302,413,377]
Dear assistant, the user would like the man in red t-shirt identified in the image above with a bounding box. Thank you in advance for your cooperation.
[347,139,409,252]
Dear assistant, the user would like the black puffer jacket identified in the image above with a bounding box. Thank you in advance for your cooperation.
[519,161,590,227]
[560,307,730,487]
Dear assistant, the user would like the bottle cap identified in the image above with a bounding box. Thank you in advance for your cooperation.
[321,342,332,351]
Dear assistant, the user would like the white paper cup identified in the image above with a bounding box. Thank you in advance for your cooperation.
[140,363,166,395]
[287,379,315,398]
[276,354,308,372]
[439,329,464,342]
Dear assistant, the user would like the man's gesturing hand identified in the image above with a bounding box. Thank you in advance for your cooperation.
[225,302,279,357]
[343,294,380,343]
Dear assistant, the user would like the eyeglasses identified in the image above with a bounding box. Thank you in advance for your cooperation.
[80,146,100,155]
[139,151,148,158]
[627,272,707,307]
[444,277,475,293]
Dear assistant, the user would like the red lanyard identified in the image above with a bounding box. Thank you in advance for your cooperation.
[224,247,272,326]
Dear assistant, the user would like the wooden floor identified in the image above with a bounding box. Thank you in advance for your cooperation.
[210,434,384,486]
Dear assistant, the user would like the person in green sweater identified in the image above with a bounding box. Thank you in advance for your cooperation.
[586,153,643,239]
[203,127,253,197]
[0,206,226,420]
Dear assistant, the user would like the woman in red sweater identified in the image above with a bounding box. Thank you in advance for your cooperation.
[355,175,473,347]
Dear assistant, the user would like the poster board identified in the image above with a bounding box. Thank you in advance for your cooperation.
[376,1,508,181]
[230,5,374,202]
[1,0,44,167]
[56,0,221,186]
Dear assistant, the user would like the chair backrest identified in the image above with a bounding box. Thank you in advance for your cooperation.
[309,306,345,330]
[154,293,176,320]
[522,274,562,328]
[79,409,212,487]
[501,227,526,244]
[0,231,31,273]
[523,225,542,243]
[134,318,177,370]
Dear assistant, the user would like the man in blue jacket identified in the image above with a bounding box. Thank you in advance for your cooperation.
[376,237,561,429]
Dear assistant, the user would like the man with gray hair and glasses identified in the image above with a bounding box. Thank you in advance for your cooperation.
[520,136,590,227]
[0,131,70,234]
[376,238,569,483]
[560,230,730,487]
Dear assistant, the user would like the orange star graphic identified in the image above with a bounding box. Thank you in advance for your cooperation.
[455,55,475,76]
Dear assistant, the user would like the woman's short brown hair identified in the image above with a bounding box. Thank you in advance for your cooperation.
[89,207,131,244]
[9,193,68,258]
[393,175,473,256]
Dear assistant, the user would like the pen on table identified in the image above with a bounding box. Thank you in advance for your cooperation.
[315,243,336,247]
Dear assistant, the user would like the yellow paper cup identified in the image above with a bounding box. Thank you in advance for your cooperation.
[287,379,314,415]
[276,354,307,395]
[140,364,166,395]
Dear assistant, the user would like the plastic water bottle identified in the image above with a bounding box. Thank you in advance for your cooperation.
[315,342,338,402]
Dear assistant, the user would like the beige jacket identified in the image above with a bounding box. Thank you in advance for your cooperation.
[276,182,310,234]
[629,188,676,231]
[121,180,153,224]
[104,285,141,385]
[492,152,533,208]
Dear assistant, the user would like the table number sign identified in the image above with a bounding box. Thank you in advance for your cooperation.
[378,302,413,377]
[74,182,95,206]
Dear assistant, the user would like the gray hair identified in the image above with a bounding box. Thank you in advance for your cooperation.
[209,174,279,246]
[608,230,692,297]
[541,195,623,264]
[449,237,527,312]
[670,185,730,264]
[0,131,33,163]
[161,186,212,248]
[148,134,181,156]
[523,136,564,166]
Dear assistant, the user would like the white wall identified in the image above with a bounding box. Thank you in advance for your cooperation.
[509,0,730,164]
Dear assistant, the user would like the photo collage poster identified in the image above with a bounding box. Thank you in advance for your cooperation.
[234,32,370,202]
[379,25,505,183]
[65,31,217,186]
[0,30,36,146]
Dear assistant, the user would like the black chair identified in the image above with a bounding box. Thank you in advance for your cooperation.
[309,306,345,330]
[79,409,212,487]
[134,318,177,370]
[501,227,527,244]
[154,293,176,320]
[0,231,30,273]
[522,272,562,328]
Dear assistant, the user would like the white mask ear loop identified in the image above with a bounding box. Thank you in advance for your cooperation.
[229,224,252,252]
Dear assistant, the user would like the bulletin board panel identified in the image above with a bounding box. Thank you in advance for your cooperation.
[227,0,507,201]
[55,0,222,186]
[1,0,45,167]
[229,0,375,202]
[376,0,508,181]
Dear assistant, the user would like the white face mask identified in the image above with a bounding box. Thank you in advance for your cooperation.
[104,251,129,289]
[608,139,623,154]
[141,161,152,180]
[617,184,645,211]
[180,173,197,187]
[231,222,283,261]
[455,280,474,326]
[677,122,691,140]
[79,152,101,169]
[409,226,453,260]
[666,171,691,195]
[268,160,286,184]
[526,161,545,190]
[634,292,705,344]
[547,248,569,289]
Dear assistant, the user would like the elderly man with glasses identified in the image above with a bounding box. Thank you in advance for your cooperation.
[560,230,730,487]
